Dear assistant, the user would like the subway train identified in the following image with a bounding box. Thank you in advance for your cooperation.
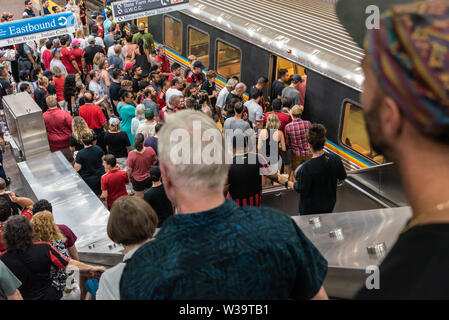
[142,0,383,171]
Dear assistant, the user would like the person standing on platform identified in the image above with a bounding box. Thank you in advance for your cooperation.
[143,166,173,228]
[41,0,51,15]
[249,77,269,111]
[337,0,449,299]
[216,79,237,111]
[272,69,289,101]
[78,91,107,152]
[281,74,303,107]
[117,91,137,148]
[101,155,129,210]
[284,105,311,178]
[23,0,35,18]
[43,95,73,161]
[154,45,170,78]
[186,61,205,85]
[225,82,246,106]
[74,132,105,196]
[278,124,346,215]
[126,133,157,198]
[119,110,328,300]
[132,22,154,53]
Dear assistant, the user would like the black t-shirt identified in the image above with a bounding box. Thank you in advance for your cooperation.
[0,242,69,300]
[143,185,174,227]
[201,80,217,107]
[75,145,105,180]
[109,81,121,104]
[47,84,56,95]
[294,153,346,215]
[228,153,272,201]
[83,45,105,68]
[225,92,242,106]
[132,77,141,93]
[356,224,449,299]
[104,131,130,158]
[33,87,48,112]
[271,80,285,99]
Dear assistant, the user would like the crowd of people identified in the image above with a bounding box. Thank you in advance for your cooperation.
[2,0,446,301]
[0,0,347,301]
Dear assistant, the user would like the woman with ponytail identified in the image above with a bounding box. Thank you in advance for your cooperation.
[126,133,157,198]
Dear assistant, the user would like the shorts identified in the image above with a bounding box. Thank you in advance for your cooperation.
[131,176,152,191]
[279,150,291,165]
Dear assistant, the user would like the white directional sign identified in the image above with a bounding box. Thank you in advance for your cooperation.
[112,0,190,23]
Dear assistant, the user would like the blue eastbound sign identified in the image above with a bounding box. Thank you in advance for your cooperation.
[0,13,76,47]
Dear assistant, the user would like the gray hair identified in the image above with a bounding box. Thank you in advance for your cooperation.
[226,78,238,89]
[114,44,122,55]
[168,94,181,107]
[135,104,146,120]
[158,110,229,191]
[235,82,247,94]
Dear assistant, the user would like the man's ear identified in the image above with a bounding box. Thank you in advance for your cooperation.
[381,96,403,139]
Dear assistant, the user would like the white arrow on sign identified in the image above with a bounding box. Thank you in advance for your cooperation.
[58,16,68,26]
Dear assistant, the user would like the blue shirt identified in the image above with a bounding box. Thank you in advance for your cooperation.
[120,199,327,299]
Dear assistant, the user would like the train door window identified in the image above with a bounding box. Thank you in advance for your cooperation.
[164,16,182,52]
[188,27,209,69]
[275,56,305,83]
[340,101,385,164]
[216,40,241,80]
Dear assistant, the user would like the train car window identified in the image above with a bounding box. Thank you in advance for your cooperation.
[188,27,209,69]
[216,41,241,79]
[164,16,182,52]
[340,101,385,164]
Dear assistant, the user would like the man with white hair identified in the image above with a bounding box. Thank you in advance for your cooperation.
[119,110,328,300]
[216,78,238,110]
[225,82,247,105]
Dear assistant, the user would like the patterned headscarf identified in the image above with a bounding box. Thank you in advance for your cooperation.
[364,0,449,142]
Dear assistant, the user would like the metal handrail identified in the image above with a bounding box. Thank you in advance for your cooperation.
[346,162,395,175]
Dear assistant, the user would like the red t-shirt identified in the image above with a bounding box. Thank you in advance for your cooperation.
[54,77,65,102]
[42,50,53,71]
[298,80,306,106]
[264,111,292,133]
[57,224,77,249]
[101,169,129,208]
[71,48,83,74]
[43,108,72,151]
[60,47,77,74]
[126,147,156,182]
[157,91,166,110]
[79,104,107,129]
[0,208,32,253]
[154,55,170,73]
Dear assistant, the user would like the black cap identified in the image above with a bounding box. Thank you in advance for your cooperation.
[193,61,205,70]
[336,0,414,48]
[272,98,282,110]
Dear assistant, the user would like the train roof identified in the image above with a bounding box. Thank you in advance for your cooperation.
[181,0,365,91]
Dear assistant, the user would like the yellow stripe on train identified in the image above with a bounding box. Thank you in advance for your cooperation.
[325,142,369,169]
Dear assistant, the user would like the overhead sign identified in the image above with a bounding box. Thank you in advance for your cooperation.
[0,12,76,47]
[112,0,190,22]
